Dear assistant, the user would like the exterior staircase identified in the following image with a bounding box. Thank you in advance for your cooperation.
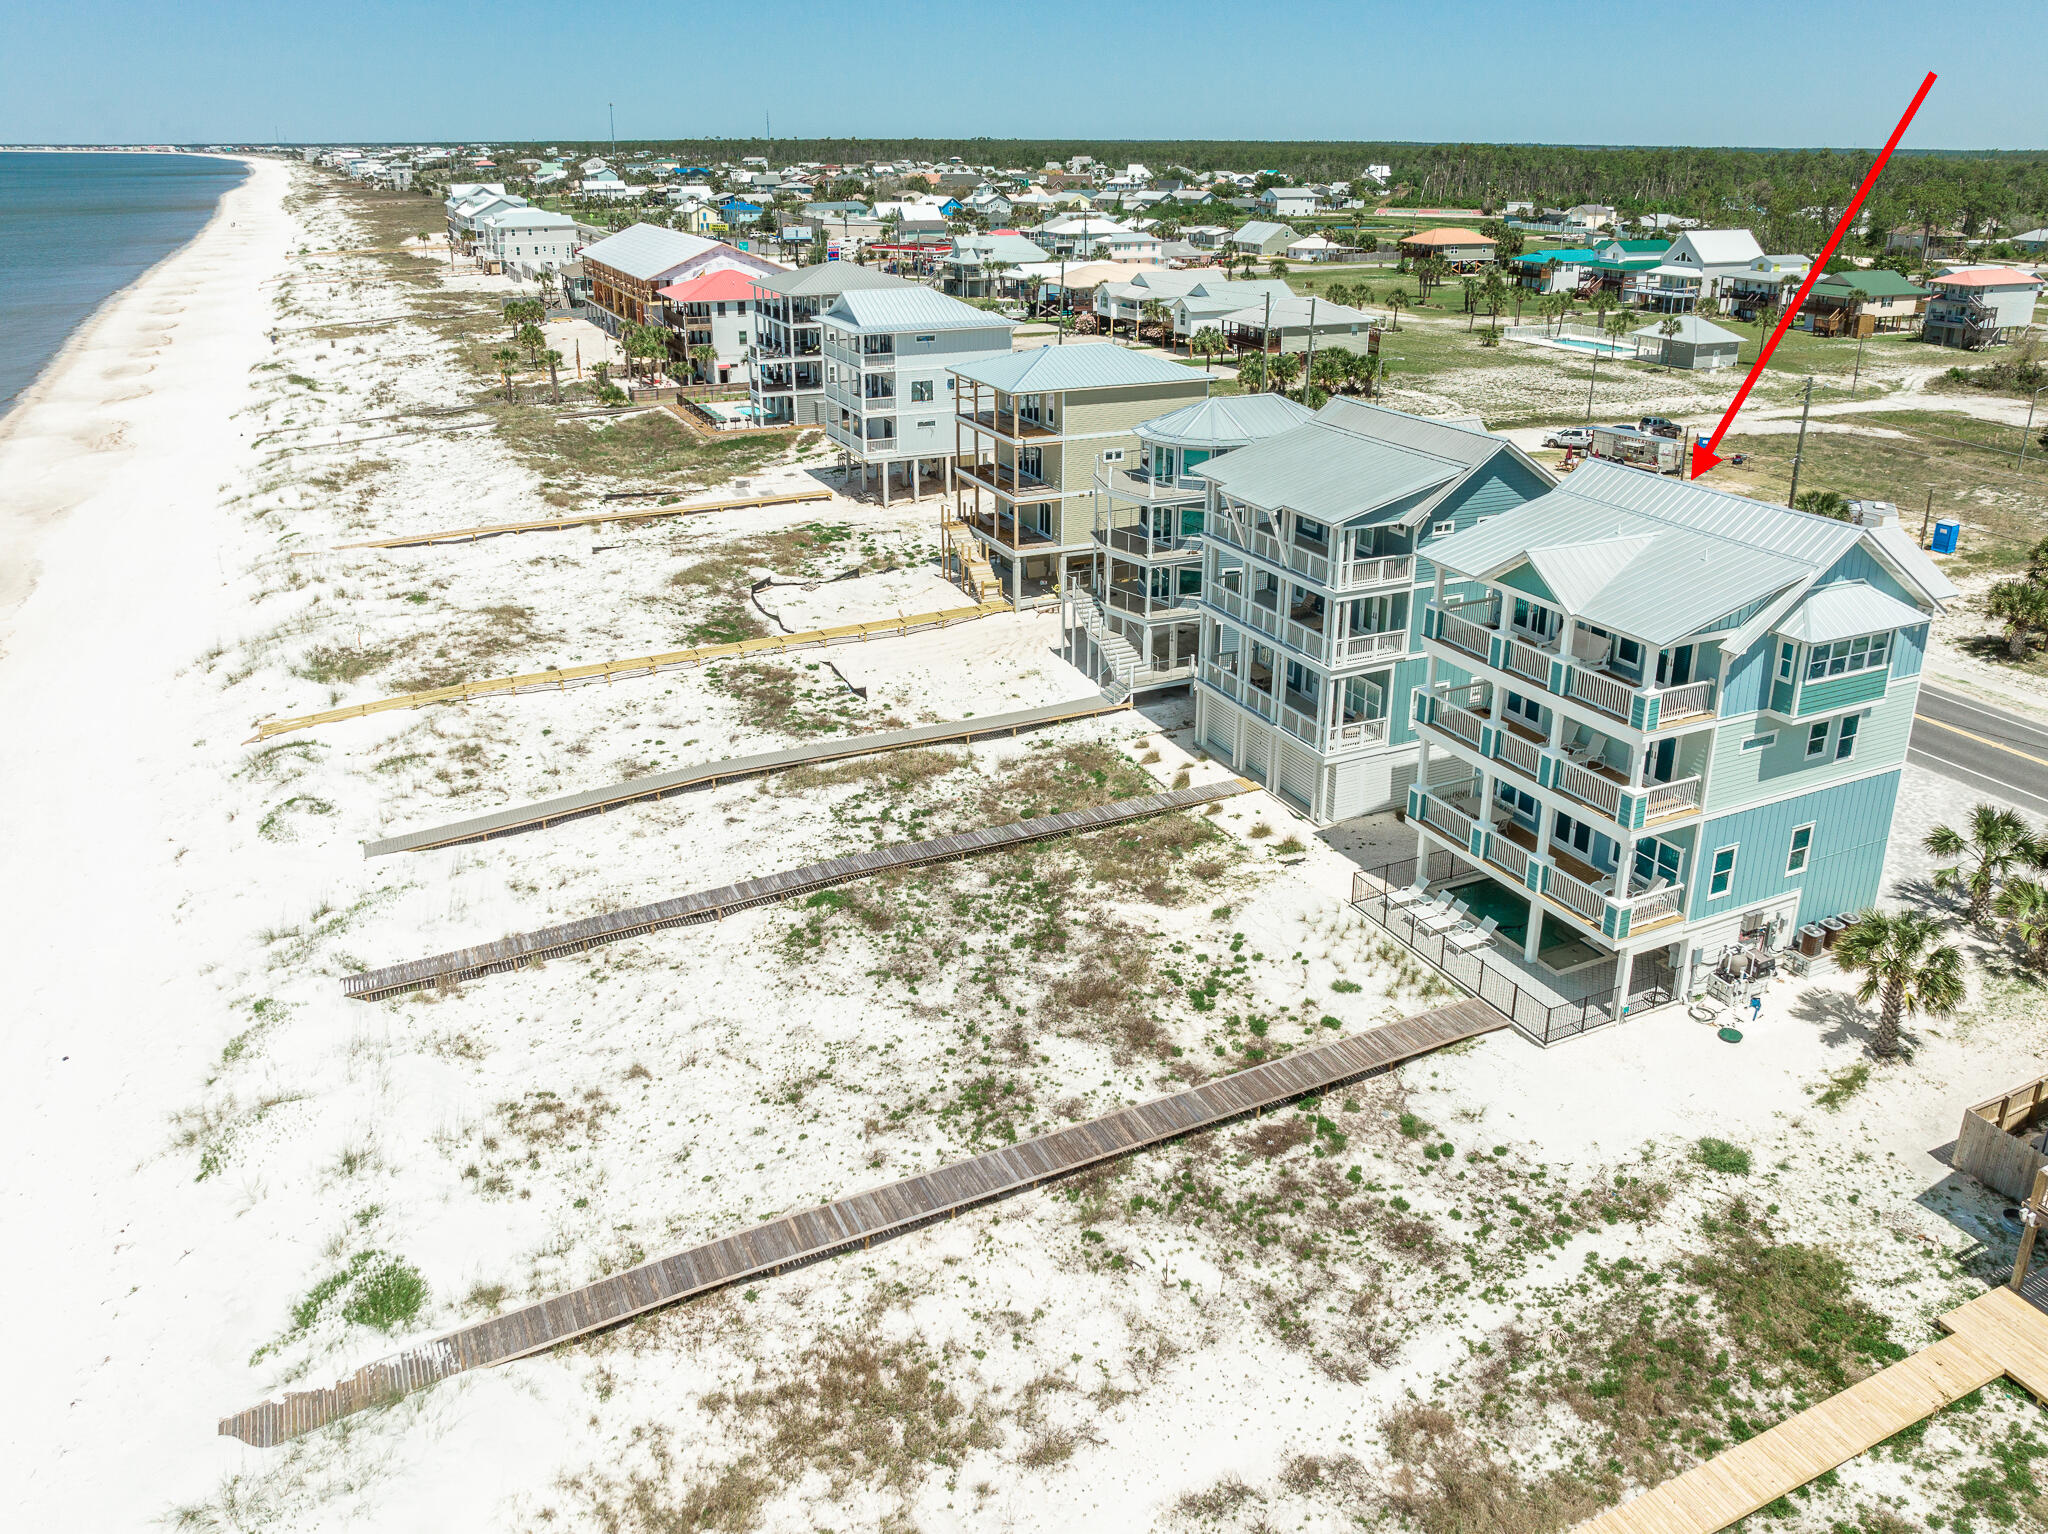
[1063,584,1141,701]
[942,514,1004,603]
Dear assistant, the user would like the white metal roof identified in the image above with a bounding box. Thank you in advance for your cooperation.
[577,223,722,280]
[821,287,1015,334]
[1774,581,1929,644]
[1134,394,1315,449]
[951,343,1202,392]
[1630,315,1743,345]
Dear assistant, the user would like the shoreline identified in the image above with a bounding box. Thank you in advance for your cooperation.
[0,152,265,640]
[0,150,252,437]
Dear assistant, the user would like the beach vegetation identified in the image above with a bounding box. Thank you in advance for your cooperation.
[1692,1137,1751,1175]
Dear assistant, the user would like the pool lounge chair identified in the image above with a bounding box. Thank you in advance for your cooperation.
[1448,916,1500,952]
[1418,899,1470,933]
[1387,882,1431,908]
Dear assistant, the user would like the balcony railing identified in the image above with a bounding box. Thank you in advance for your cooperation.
[1435,608,1494,662]
[1494,728,1543,780]
[1483,832,1530,883]
[1566,666,1635,721]
[1554,757,1622,818]
[1545,865,1607,925]
[1200,660,1277,721]
[1428,698,1485,751]
[955,460,1050,498]
[1621,882,1686,930]
[1333,628,1407,664]
[958,508,1056,549]
[1657,681,1716,722]
[1504,637,1555,686]
[1237,525,1413,592]
[1644,775,1703,820]
[1419,795,1480,847]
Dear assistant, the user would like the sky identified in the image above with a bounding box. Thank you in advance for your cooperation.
[4,0,2040,151]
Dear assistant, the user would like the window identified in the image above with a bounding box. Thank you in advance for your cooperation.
[1786,824,1814,875]
[1432,520,1455,537]
[1504,691,1543,727]
[1805,721,1830,758]
[1493,781,1538,826]
[1101,448,1125,463]
[1835,714,1860,760]
[1804,632,1891,682]
[910,379,933,402]
[914,334,935,343]
[1708,846,1737,899]
[1741,731,1778,752]
[1776,643,1796,684]
[1296,518,1328,549]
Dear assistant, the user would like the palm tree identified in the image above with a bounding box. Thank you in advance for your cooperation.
[1236,348,1269,391]
[1988,580,2048,660]
[1139,297,1169,348]
[516,322,547,363]
[1326,281,1354,308]
[689,343,717,385]
[1996,879,2048,971]
[1191,326,1224,373]
[1926,804,2042,923]
[1384,288,1408,331]
[1834,909,1966,1059]
[1846,285,1872,395]
[1270,350,1304,395]
[1310,347,1349,395]
[542,347,564,403]
[492,347,520,403]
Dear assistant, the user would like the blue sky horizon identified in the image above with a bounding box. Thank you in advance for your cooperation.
[5,1,2041,152]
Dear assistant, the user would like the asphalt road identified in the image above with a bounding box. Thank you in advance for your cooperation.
[1910,682,2048,818]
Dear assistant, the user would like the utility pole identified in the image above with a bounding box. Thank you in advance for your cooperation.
[1584,342,1599,423]
[1303,296,1317,401]
[609,103,615,160]
[1919,487,1934,547]
[2021,384,2046,472]
[1786,375,1815,509]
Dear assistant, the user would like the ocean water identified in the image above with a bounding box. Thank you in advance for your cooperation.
[0,151,248,417]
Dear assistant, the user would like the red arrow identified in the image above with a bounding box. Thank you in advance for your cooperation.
[1690,71,1936,478]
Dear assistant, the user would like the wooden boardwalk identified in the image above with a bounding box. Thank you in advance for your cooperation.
[1574,1286,2048,1533]
[364,695,1134,856]
[246,598,1012,742]
[331,487,830,550]
[219,997,1503,1446]
[344,778,1253,999]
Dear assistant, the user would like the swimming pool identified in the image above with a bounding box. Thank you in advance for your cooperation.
[1542,336,1631,358]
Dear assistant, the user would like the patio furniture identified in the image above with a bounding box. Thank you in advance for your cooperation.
[1417,899,1469,933]
[1386,883,1431,908]
[1448,916,1501,952]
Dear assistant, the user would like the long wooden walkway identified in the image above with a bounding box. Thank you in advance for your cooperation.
[344,777,1254,999]
[332,488,830,549]
[364,695,1133,856]
[219,996,1502,1446]
[1574,1286,2048,1533]
[246,598,1012,742]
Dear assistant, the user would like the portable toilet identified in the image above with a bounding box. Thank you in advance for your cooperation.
[1931,519,1961,555]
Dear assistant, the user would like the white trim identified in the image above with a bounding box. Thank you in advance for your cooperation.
[1707,843,1738,899]
[1785,822,1814,876]
[1740,731,1778,752]
[1804,720,1830,759]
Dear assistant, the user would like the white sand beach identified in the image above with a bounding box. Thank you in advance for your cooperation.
[4,159,2045,1534]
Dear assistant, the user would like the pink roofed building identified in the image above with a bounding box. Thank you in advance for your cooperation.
[1923,265,2042,349]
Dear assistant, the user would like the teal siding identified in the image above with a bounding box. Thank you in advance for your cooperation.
[1385,656,1433,744]
[1813,544,1920,606]
[1894,621,1927,678]
[1702,684,1916,813]
[1413,455,1551,584]
[1498,563,1556,601]
[1720,635,1774,716]
[1688,770,1900,926]
[1798,666,1890,716]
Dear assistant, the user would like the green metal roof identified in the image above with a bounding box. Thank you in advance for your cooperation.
[1809,269,1931,300]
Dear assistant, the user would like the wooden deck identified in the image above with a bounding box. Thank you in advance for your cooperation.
[1574,1286,2048,1533]
[331,488,830,550]
[219,996,1503,1447]
[364,696,1134,856]
[343,778,1255,999]
[246,598,1012,742]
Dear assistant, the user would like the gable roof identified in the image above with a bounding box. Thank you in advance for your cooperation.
[1425,460,1946,645]
[1400,226,1497,248]
[1671,229,1765,265]
[753,264,915,298]
[1200,399,1540,525]
[1631,315,1742,344]
[951,342,1202,392]
[822,286,1014,333]
[1809,269,1930,300]
[1231,220,1294,244]
[1931,265,2040,288]
[578,223,722,280]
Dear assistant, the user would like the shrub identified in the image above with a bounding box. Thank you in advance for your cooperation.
[1693,1137,1752,1175]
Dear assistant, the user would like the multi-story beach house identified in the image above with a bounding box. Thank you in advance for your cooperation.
[819,287,1014,505]
[1193,402,1555,822]
[749,265,918,427]
[472,206,579,283]
[579,223,785,338]
[1064,394,1314,695]
[1921,266,2043,350]
[946,344,1209,605]
[1406,460,1955,1021]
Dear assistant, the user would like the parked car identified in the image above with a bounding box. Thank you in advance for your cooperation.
[1542,426,1593,449]
[1638,415,1683,439]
